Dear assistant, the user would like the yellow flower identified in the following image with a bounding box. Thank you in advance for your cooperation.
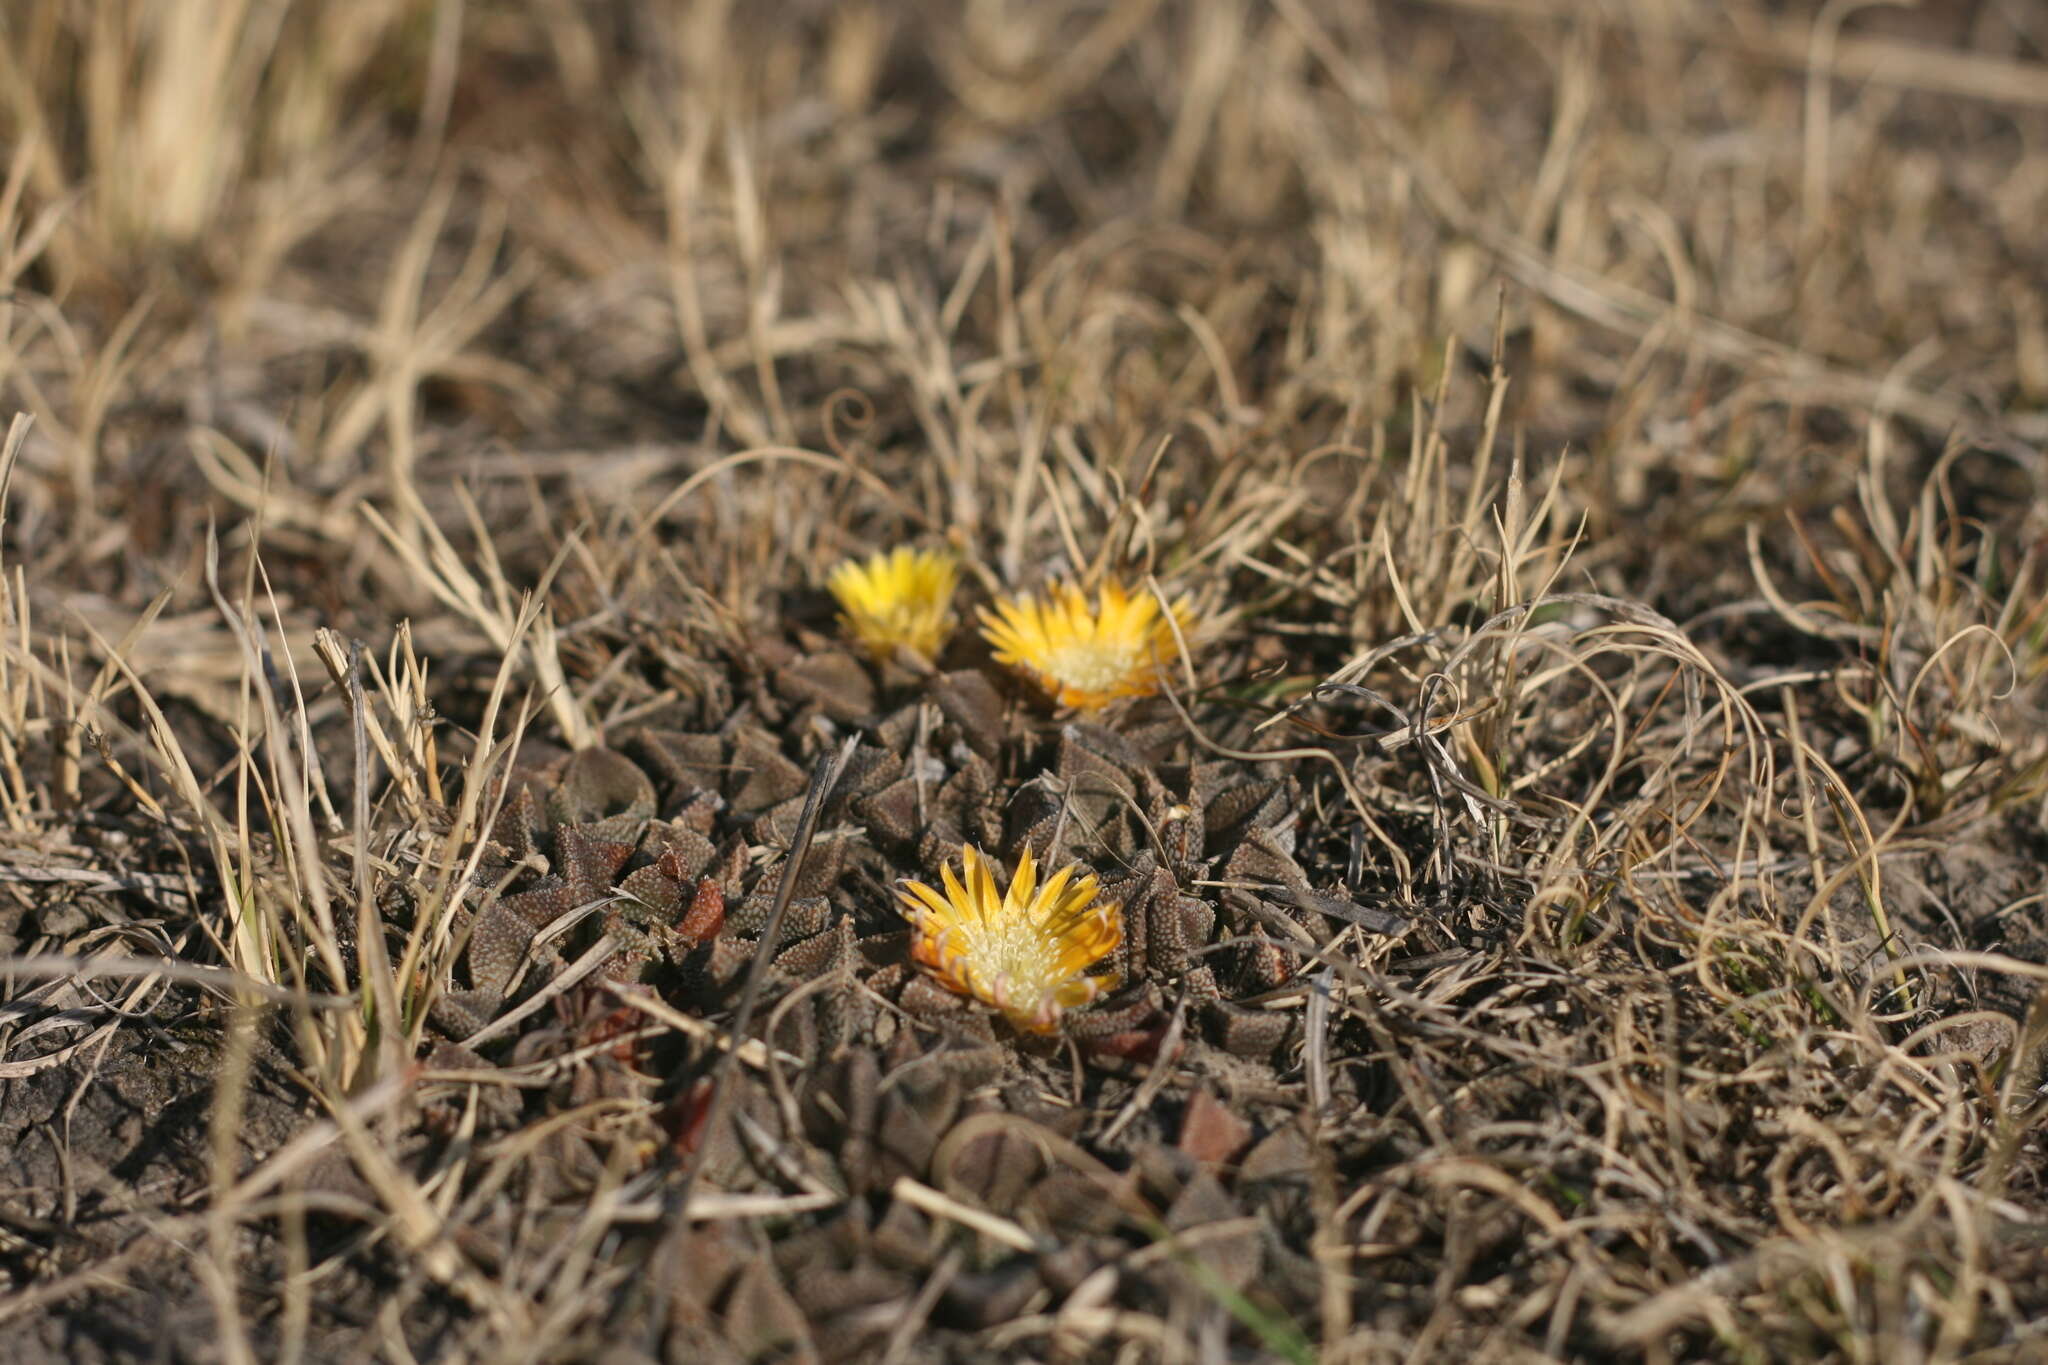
[827,546,959,663]
[896,845,1123,1035]
[979,577,1194,711]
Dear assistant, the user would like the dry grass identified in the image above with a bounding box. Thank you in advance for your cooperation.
[1,1,2046,1361]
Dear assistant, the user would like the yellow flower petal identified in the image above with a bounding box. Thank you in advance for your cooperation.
[827,546,959,663]
[978,577,1196,711]
[895,844,1123,1035]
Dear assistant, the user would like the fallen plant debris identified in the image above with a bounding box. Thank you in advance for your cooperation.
[2,3,2047,1363]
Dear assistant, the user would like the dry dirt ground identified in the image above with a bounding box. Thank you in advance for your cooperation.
[2,2,2047,1362]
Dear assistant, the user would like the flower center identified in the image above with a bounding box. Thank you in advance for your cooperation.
[961,912,1064,1002]
[1040,639,1148,697]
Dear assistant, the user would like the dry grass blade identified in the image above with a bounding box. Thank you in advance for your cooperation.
[652,736,861,1273]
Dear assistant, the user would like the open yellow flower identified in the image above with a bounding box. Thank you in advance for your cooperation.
[896,845,1123,1035]
[979,577,1194,711]
[826,546,959,664]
